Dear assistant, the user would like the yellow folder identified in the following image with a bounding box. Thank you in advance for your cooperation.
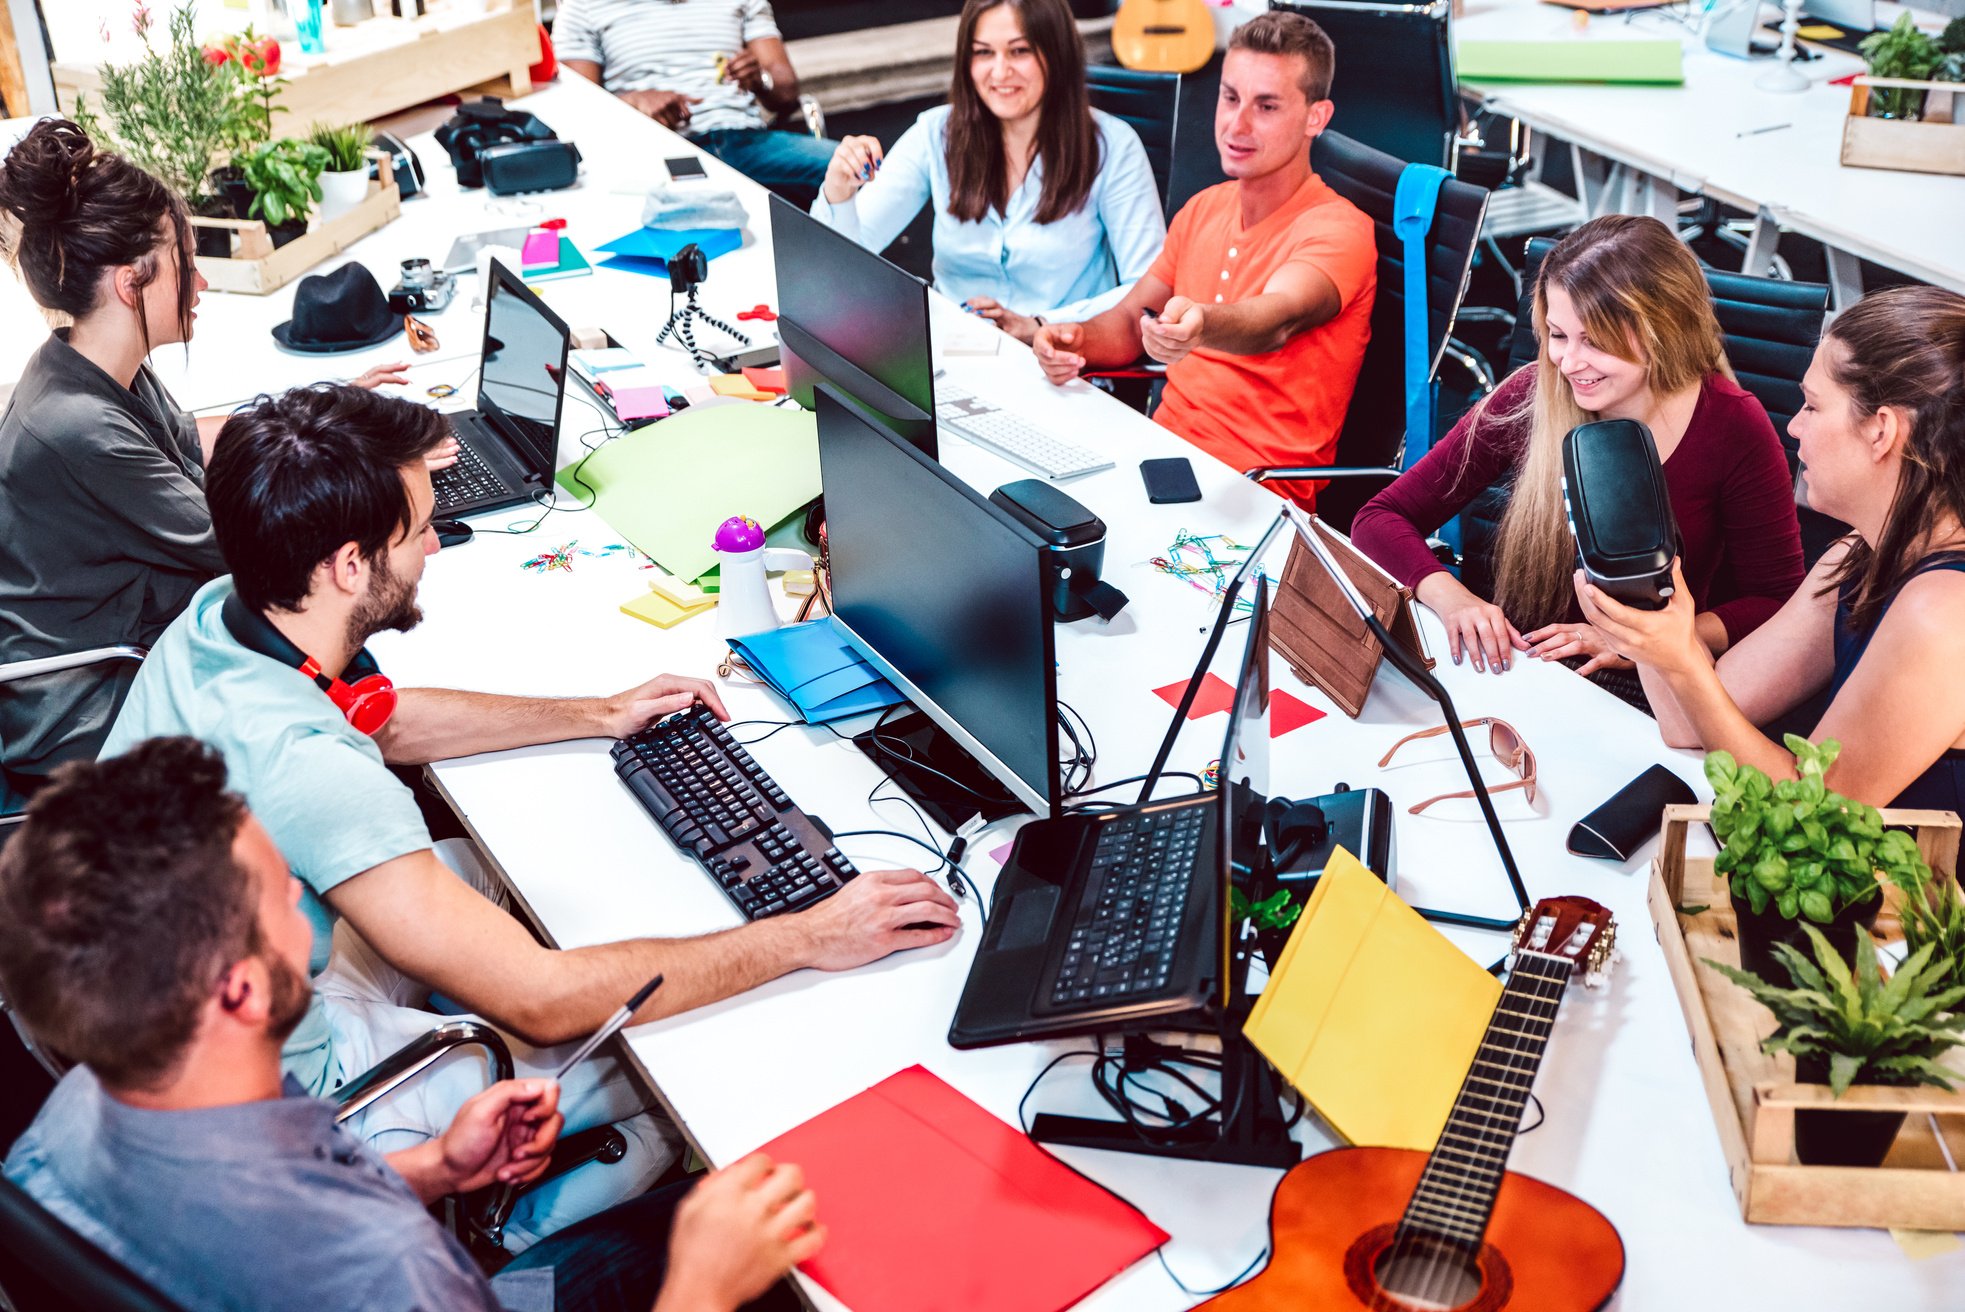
[1245,851,1502,1151]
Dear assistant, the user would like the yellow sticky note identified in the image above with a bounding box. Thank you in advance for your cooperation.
[621,590,716,630]
[1245,851,1503,1150]
[1890,1228,1962,1260]
[709,374,774,402]
[1797,23,1843,37]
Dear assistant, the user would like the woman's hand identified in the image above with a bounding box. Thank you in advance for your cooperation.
[965,297,1040,344]
[1573,561,1704,676]
[423,436,460,472]
[1414,573,1528,674]
[350,362,410,391]
[1522,621,1633,678]
[822,135,883,205]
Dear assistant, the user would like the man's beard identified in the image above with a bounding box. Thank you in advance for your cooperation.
[263,950,314,1045]
[348,549,423,650]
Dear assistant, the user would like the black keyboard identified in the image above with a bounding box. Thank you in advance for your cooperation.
[432,428,513,509]
[609,706,861,920]
[1050,806,1207,1007]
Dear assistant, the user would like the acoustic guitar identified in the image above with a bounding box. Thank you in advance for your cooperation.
[1202,896,1625,1312]
[1112,0,1216,74]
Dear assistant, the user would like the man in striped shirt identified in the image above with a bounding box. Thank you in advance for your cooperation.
[556,0,834,195]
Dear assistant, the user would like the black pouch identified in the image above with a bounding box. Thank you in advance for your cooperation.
[1567,763,1696,860]
[1562,419,1680,610]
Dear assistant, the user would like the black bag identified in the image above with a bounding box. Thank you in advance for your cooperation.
[1561,418,1680,611]
[434,98,567,190]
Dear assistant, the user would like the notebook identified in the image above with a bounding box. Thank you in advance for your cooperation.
[755,1065,1168,1312]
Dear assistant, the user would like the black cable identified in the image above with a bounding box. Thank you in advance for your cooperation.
[470,419,620,536]
[727,718,805,747]
[829,826,986,929]
[1065,771,1205,812]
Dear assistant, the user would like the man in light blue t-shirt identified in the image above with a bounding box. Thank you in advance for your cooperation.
[104,383,960,1249]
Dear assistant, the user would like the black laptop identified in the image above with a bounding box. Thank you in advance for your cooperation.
[431,260,572,516]
[948,572,1274,1048]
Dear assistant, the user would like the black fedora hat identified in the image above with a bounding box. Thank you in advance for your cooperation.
[272,263,399,353]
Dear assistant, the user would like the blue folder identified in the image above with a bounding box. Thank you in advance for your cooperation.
[726,620,903,724]
[595,226,743,277]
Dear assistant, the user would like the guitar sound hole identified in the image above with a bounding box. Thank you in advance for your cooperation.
[1372,1239,1484,1310]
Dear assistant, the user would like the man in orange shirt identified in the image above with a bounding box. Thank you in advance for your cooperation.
[1031,12,1375,507]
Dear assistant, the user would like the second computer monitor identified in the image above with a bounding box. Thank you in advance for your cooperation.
[815,384,1060,816]
[768,193,936,455]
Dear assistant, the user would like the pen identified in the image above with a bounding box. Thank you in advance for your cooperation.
[552,974,663,1080]
[1737,122,1791,137]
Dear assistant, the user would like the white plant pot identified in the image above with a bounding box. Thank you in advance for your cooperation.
[318,169,369,221]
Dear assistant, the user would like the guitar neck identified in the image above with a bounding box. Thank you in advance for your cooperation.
[1395,950,1573,1250]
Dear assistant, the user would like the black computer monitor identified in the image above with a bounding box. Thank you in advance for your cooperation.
[815,385,1059,815]
[1215,572,1272,1011]
[478,260,572,478]
[768,194,937,455]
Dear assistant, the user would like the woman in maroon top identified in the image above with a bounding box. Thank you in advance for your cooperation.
[1352,215,1803,677]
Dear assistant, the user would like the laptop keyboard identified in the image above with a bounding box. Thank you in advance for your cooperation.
[432,428,514,510]
[1050,806,1207,1007]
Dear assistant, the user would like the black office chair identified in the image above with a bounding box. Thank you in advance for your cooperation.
[1,645,149,822]
[1268,0,1456,170]
[1245,130,1488,531]
[0,1177,184,1312]
[1461,237,1842,598]
[1087,63,1180,218]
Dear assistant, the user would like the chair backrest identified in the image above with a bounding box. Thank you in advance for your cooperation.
[1311,129,1487,526]
[0,1177,185,1312]
[1267,0,1457,170]
[1086,63,1180,217]
[1464,237,1842,594]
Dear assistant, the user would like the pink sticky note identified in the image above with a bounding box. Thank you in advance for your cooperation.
[610,386,670,420]
[1270,689,1326,737]
[988,842,1014,867]
[522,229,559,267]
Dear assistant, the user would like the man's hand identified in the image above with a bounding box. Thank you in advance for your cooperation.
[436,1079,562,1195]
[966,297,1041,345]
[1032,322,1088,385]
[1141,296,1205,367]
[655,1156,824,1312]
[622,88,703,130]
[821,135,884,205]
[593,675,730,739]
[790,867,959,970]
[722,48,767,96]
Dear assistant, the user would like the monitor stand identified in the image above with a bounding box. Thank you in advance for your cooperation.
[852,709,1022,833]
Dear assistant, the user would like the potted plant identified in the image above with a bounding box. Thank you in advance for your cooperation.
[308,122,371,220]
[1706,737,1925,988]
[1857,13,1965,121]
[1709,926,1965,1167]
[238,136,329,247]
[203,27,287,226]
[75,3,242,255]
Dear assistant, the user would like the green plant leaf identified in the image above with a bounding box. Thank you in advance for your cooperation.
[1798,890,1834,923]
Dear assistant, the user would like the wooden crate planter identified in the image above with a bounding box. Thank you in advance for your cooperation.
[189,152,399,296]
[1650,803,1965,1228]
[1841,77,1965,178]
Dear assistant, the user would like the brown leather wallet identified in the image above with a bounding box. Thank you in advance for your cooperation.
[1268,516,1434,718]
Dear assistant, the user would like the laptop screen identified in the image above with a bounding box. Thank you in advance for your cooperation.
[1216,573,1272,1008]
[477,262,572,477]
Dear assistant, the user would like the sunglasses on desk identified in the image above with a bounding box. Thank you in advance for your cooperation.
[1379,717,1537,816]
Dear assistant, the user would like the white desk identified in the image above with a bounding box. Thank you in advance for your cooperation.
[168,74,1965,1310]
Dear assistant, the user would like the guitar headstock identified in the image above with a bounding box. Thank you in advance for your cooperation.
[1512,896,1617,989]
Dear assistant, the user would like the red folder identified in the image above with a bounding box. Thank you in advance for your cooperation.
[757,1065,1168,1311]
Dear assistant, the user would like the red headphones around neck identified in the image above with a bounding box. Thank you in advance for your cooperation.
[222,591,397,735]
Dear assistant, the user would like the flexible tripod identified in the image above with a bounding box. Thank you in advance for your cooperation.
[657,285,749,357]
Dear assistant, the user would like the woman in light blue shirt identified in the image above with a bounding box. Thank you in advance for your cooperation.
[811,0,1166,343]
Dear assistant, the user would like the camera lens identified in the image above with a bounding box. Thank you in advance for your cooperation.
[400,258,433,290]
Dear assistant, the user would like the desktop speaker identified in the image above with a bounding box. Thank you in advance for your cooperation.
[987,480,1128,621]
[1561,418,1680,611]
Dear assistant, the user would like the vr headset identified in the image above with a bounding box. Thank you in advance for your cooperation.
[434,98,581,194]
[1561,418,1680,610]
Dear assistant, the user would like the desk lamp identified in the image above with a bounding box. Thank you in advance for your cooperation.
[1757,0,1811,92]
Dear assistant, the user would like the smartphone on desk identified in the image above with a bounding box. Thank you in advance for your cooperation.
[1140,456,1202,504]
[665,156,709,183]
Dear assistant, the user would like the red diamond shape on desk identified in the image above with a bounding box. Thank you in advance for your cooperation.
[1270,689,1326,737]
[1154,672,1237,719]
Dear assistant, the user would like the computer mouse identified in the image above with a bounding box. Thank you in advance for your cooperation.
[432,519,474,547]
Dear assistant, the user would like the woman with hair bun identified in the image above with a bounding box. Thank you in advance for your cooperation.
[0,121,416,794]
[1583,285,1965,810]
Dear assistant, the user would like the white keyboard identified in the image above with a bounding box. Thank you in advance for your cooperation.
[935,384,1114,480]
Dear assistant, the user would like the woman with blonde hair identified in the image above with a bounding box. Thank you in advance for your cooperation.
[1353,214,1804,678]
[1582,285,1965,808]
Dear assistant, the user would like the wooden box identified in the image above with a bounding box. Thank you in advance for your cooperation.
[1650,803,1965,1228]
[1841,77,1965,178]
[189,151,399,295]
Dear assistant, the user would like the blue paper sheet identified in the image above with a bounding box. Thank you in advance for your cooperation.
[595,226,743,277]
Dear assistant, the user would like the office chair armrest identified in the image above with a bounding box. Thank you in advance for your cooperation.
[0,646,148,685]
[1246,465,1402,484]
[797,94,825,139]
[331,1020,515,1124]
[1441,338,1497,397]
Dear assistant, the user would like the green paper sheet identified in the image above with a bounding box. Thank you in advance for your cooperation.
[1455,38,1683,85]
[557,403,819,582]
